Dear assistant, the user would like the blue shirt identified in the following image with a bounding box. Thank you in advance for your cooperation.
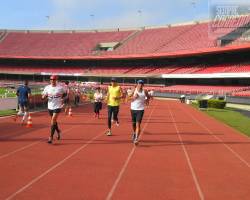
[17,85,31,102]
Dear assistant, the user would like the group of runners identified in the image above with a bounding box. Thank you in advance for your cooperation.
[15,76,152,145]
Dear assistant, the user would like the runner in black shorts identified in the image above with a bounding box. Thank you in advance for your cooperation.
[131,110,144,124]
[64,81,70,115]
[42,75,66,144]
[130,80,150,145]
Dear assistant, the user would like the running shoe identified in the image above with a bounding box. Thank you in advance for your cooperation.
[48,137,53,144]
[132,133,136,141]
[106,130,112,136]
[115,121,119,127]
[133,138,139,145]
[133,135,139,145]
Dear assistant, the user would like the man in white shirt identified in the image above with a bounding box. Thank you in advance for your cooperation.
[42,75,66,144]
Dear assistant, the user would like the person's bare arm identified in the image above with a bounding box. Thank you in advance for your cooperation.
[41,88,47,100]
[105,89,110,103]
[41,93,47,100]
[119,87,124,99]
[28,88,32,99]
[131,88,139,101]
[144,90,150,104]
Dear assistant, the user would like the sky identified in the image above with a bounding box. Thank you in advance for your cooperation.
[0,0,248,30]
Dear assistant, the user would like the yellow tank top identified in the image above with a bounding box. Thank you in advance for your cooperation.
[108,85,121,106]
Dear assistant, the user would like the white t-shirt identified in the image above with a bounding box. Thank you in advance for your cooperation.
[43,85,65,110]
[131,89,146,110]
[94,92,103,102]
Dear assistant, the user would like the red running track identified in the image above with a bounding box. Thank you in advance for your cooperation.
[0,100,250,200]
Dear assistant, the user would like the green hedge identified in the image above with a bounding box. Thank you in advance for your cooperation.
[197,99,226,109]
[208,99,226,109]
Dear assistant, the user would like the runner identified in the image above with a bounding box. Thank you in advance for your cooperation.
[126,87,133,103]
[130,80,150,145]
[42,75,65,144]
[14,80,31,125]
[106,77,123,136]
[64,81,70,115]
[93,87,103,118]
[74,86,81,107]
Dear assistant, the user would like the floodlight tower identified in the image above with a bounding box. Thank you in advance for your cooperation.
[137,10,142,27]
[90,14,95,30]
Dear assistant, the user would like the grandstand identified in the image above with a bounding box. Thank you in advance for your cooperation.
[0,15,250,100]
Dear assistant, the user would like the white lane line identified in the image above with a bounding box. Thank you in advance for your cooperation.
[0,110,46,119]
[0,126,76,160]
[5,131,104,200]
[105,102,157,200]
[0,110,59,139]
[192,105,250,140]
[183,106,250,168]
[168,103,205,200]
[0,103,96,159]
[0,125,49,139]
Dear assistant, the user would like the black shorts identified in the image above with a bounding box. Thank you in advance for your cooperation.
[48,109,61,117]
[131,110,144,124]
[94,102,102,111]
[19,101,29,109]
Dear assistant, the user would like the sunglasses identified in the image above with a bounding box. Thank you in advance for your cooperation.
[50,79,56,80]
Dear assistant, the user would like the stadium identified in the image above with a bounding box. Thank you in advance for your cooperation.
[1,2,250,199]
[1,15,250,102]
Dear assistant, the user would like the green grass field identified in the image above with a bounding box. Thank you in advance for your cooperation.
[200,107,250,137]
[0,87,42,98]
[0,88,16,98]
[0,109,16,117]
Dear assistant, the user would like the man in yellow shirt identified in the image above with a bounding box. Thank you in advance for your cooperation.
[106,77,123,136]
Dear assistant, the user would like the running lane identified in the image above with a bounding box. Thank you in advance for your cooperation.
[167,101,250,200]
[106,100,202,200]
[1,100,250,199]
